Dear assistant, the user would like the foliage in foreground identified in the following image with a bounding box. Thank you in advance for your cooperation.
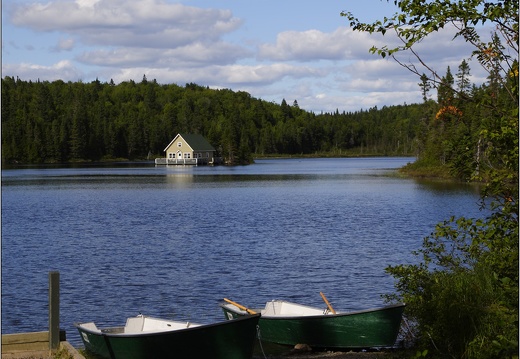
[385,209,518,358]
[345,1,518,358]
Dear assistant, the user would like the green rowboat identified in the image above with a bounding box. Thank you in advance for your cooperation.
[75,313,260,359]
[220,299,404,350]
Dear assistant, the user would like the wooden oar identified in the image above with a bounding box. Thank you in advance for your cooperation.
[223,298,257,315]
[320,292,337,314]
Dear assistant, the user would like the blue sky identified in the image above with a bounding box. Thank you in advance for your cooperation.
[2,0,485,112]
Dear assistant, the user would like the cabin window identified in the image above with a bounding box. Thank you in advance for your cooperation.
[169,153,174,158]
[177,142,182,147]
[206,152,209,158]
[184,153,191,159]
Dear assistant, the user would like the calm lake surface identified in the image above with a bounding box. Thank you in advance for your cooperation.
[1,157,485,347]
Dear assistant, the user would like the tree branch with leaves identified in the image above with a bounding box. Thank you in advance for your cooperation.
[342,0,518,101]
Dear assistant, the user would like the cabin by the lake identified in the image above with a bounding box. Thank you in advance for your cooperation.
[155,133,216,165]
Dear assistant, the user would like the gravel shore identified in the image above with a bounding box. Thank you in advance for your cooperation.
[252,345,401,359]
[254,351,397,359]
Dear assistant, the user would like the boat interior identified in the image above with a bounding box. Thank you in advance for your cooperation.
[80,316,200,334]
[261,300,333,316]
[125,316,200,333]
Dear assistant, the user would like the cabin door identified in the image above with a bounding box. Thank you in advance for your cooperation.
[177,151,182,159]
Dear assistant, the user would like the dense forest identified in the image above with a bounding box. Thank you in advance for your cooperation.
[1,75,425,165]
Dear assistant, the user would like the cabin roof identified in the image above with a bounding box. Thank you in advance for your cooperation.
[164,133,216,152]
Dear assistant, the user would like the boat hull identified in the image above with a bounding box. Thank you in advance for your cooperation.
[221,302,404,349]
[76,314,260,359]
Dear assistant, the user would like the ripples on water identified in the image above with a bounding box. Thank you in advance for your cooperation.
[1,158,484,346]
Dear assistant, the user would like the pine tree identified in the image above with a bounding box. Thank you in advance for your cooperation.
[419,74,431,102]
[456,59,472,97]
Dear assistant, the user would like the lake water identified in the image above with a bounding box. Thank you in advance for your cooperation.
[1,157,484,347]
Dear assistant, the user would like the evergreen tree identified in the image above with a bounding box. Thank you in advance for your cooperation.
[457,59,472,97]
[437,66,455,106]
[419,73,431,102]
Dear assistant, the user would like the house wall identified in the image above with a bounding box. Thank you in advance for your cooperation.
[193,151,214,162]
[165,137,193,159]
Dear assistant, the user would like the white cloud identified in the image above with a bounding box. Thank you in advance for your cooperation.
[77,42,251,68]
[258,27,391,62]
[75,0,101,8]
[11,0,242,48]
[105,62,326,88]
[55,38,75,51]
[3,60,84,81]
[347,58,407,81]
[224,63,325,84]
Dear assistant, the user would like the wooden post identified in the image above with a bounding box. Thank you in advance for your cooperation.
[49,271,60,350]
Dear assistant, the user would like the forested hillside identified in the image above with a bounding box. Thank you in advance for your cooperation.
[1,76,424,165]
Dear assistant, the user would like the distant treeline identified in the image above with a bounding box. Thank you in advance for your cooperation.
[1,76,424,165]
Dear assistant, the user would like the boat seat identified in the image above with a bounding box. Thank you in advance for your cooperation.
[82,322,101,333]
[124,316,145,334]
[263,301,282,315]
